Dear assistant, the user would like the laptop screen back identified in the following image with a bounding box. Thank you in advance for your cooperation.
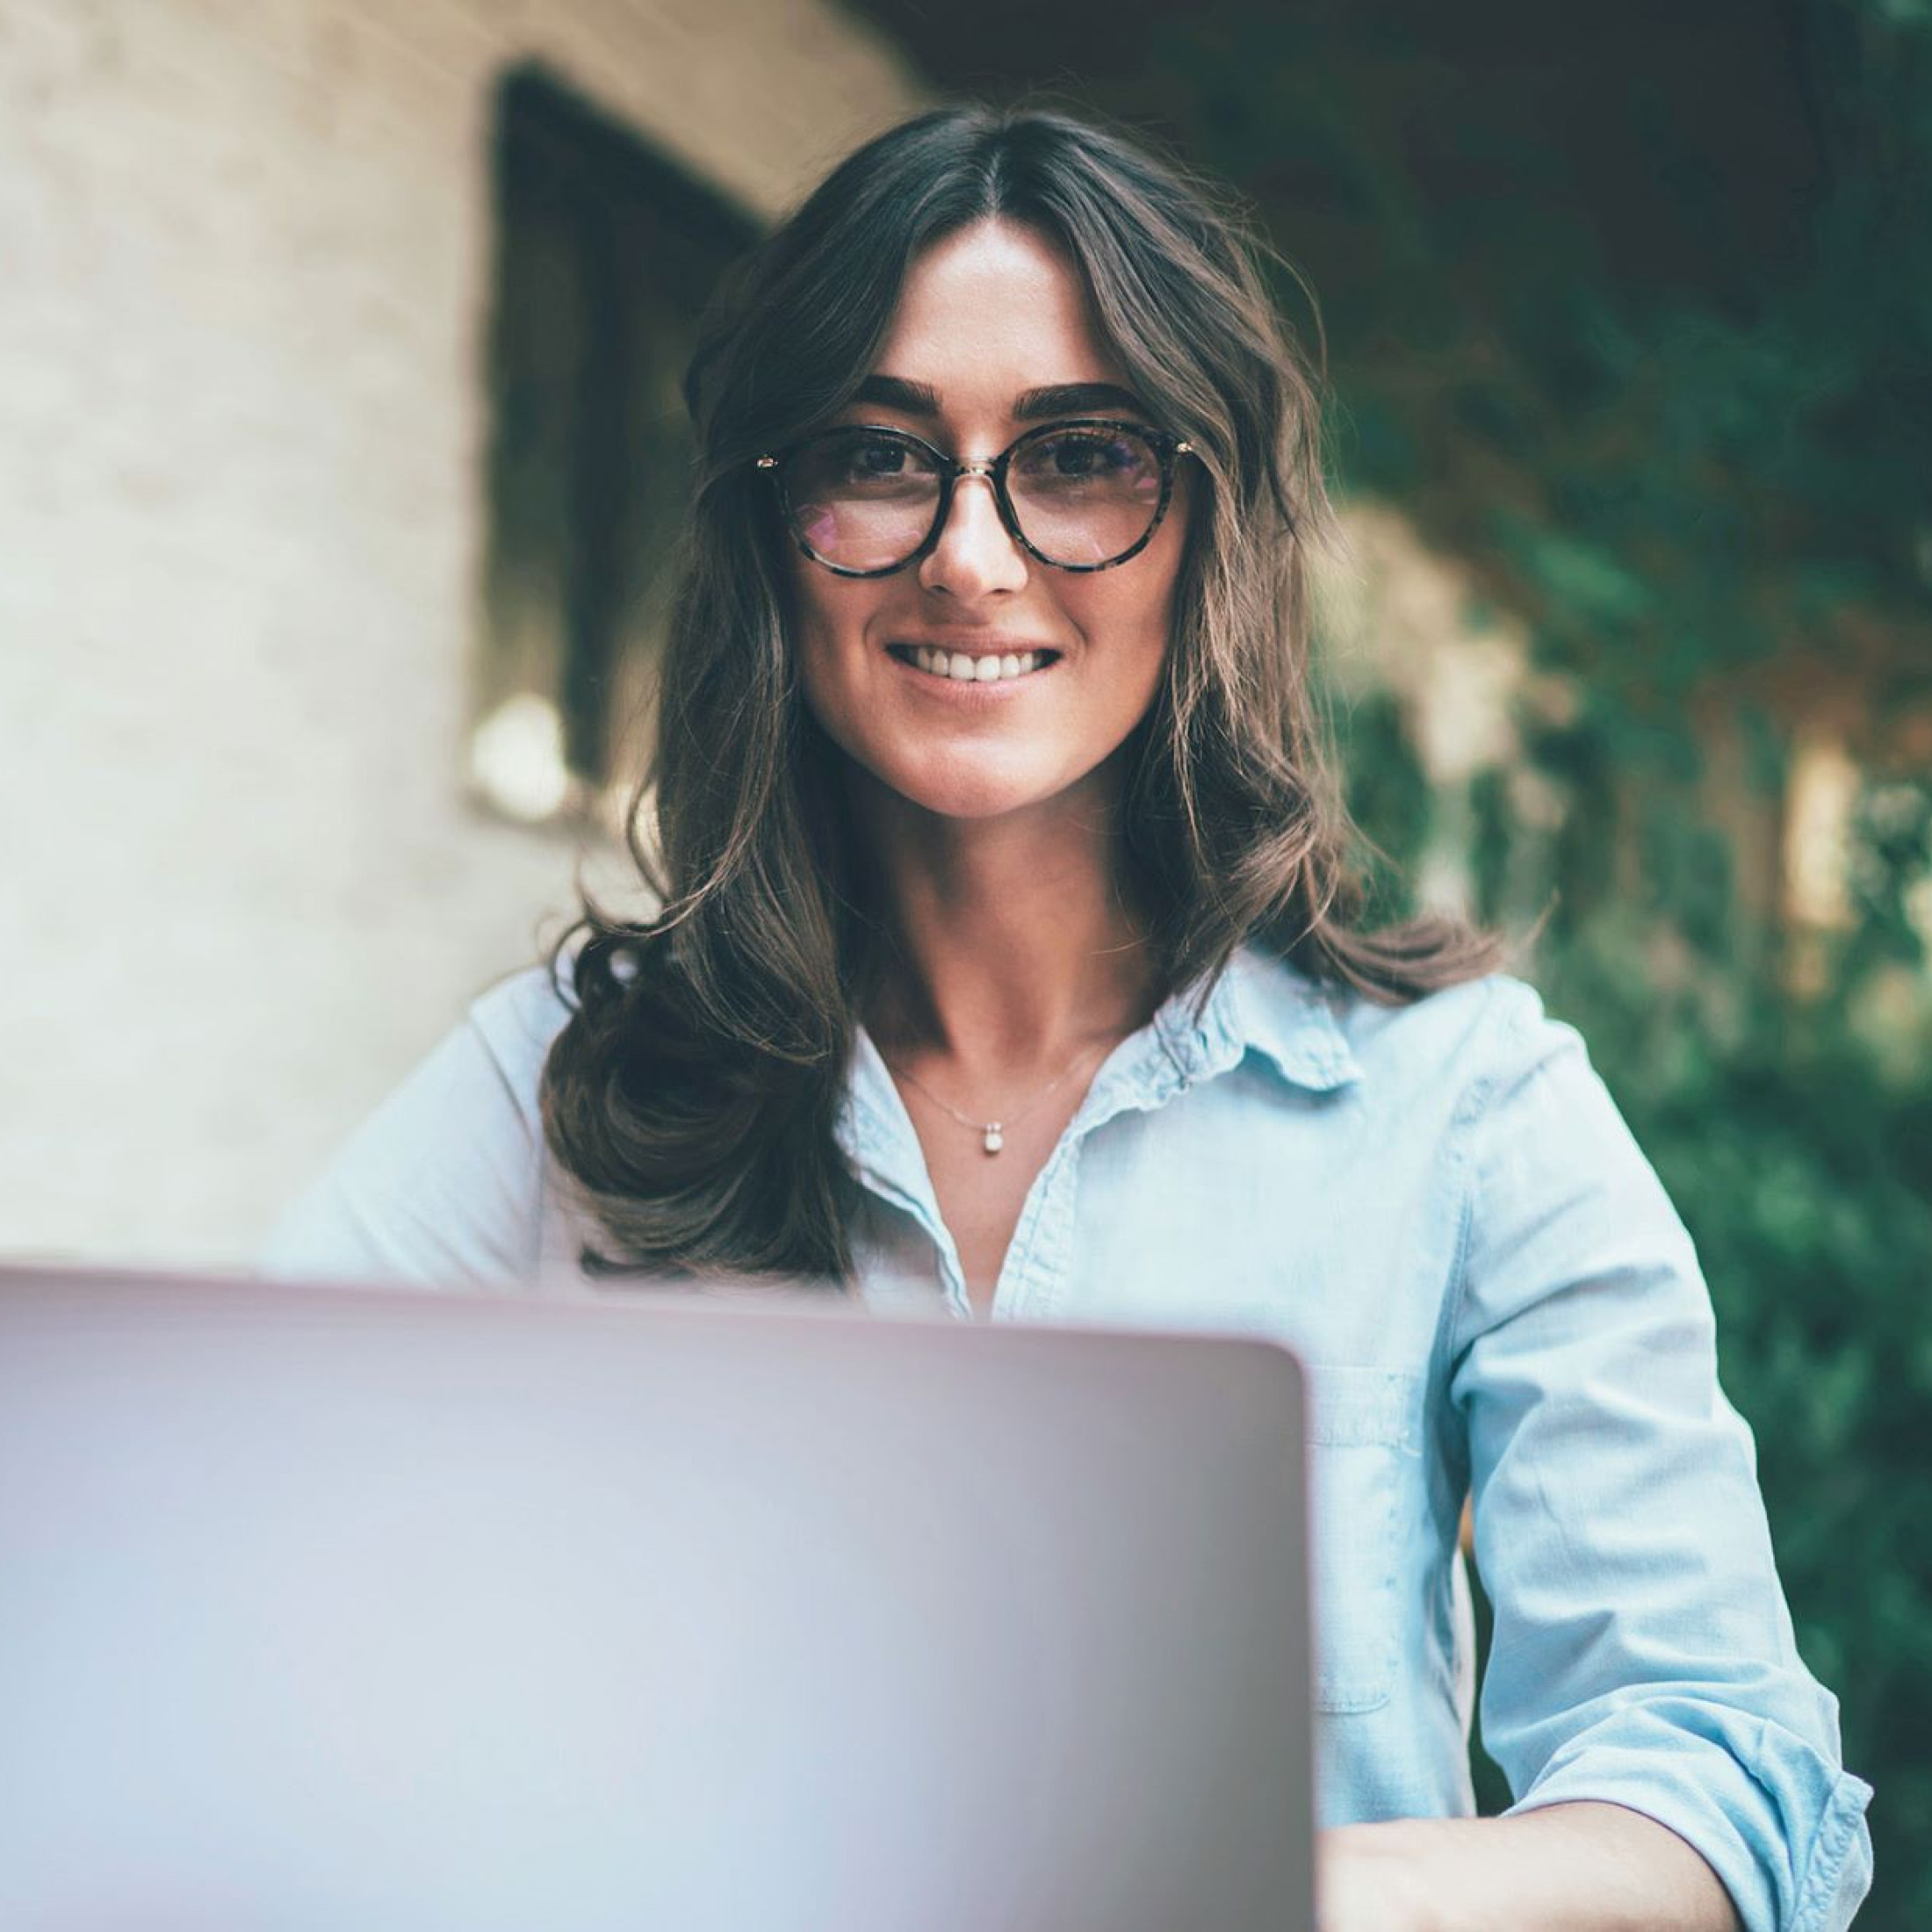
[0,1266,1315,1931]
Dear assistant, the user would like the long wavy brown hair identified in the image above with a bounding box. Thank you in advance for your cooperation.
[540,101,1507,1284]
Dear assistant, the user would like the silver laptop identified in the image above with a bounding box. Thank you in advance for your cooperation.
[0,1264,1315,1931]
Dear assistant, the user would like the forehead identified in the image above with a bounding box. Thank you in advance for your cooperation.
[872,219,1128,410]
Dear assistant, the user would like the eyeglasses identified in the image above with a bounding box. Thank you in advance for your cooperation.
[754,418,1195,578]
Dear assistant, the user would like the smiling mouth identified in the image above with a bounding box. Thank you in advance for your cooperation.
[887,645,1061,683]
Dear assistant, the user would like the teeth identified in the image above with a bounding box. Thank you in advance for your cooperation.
[909,646,1045,682]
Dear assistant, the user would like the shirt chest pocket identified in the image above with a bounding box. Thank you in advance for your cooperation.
[1306,1365,1422,1715]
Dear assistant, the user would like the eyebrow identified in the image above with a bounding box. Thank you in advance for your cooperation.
[851,375,1152,422]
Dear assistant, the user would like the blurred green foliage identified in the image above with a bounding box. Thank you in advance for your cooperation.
[1157,0,1932,1916]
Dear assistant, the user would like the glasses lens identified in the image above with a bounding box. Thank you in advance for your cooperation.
[784,429,943,573]
[1007,426,1164,566]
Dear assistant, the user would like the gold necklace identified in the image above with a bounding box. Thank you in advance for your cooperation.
[885,1036,1117,1157]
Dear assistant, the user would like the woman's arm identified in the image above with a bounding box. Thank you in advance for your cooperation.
[1319,1801,1740,1932]
[1431,979,1871,1932]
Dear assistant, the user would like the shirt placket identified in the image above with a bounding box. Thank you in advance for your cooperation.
[840,1013,1222,1324]
[989,1025,1202,1323]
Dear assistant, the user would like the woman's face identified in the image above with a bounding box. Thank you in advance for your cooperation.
[785,218,1193,825]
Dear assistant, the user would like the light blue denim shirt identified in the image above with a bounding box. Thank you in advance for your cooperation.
[262,945,1874,1929]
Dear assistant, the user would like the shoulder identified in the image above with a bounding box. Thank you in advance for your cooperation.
[257,958,582,1292]
[1335,966,1626,1200]
[1342,965,1556,1069]
[363,957,580,1152]
[1239,944,1568,1114]
[461,958,580,1116]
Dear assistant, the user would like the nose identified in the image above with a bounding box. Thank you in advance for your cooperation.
[917,468,1029,600]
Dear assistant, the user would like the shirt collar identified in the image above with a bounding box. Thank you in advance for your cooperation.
[838,941,1364,1183]
[1155,944,1364,1094]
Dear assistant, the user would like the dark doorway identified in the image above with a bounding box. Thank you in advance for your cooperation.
[474,64,757,825]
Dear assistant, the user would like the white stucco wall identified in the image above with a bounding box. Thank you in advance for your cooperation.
[0,0,921,1267]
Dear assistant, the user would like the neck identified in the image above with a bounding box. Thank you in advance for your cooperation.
[853,765,1163,1079]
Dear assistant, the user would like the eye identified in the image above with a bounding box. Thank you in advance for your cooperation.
[790,428,942,505]
[845,434,911,479]
[1013,427,1155,491]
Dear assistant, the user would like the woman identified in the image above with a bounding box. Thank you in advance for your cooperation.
[264,105,1872,1928]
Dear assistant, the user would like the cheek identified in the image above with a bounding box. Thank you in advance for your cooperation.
[788,572,877,739]
[1078,551,1184,689]
[788,554,834,646]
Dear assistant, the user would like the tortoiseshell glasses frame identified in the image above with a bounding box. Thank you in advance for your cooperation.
[754,418,1197,578]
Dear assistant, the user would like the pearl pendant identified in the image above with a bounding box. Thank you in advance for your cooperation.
[983,1123,1004,1156]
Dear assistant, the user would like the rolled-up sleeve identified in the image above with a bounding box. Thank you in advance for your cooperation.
[1447,979,1873,1930]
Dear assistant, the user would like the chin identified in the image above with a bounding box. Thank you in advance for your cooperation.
[874,748,1078,823]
